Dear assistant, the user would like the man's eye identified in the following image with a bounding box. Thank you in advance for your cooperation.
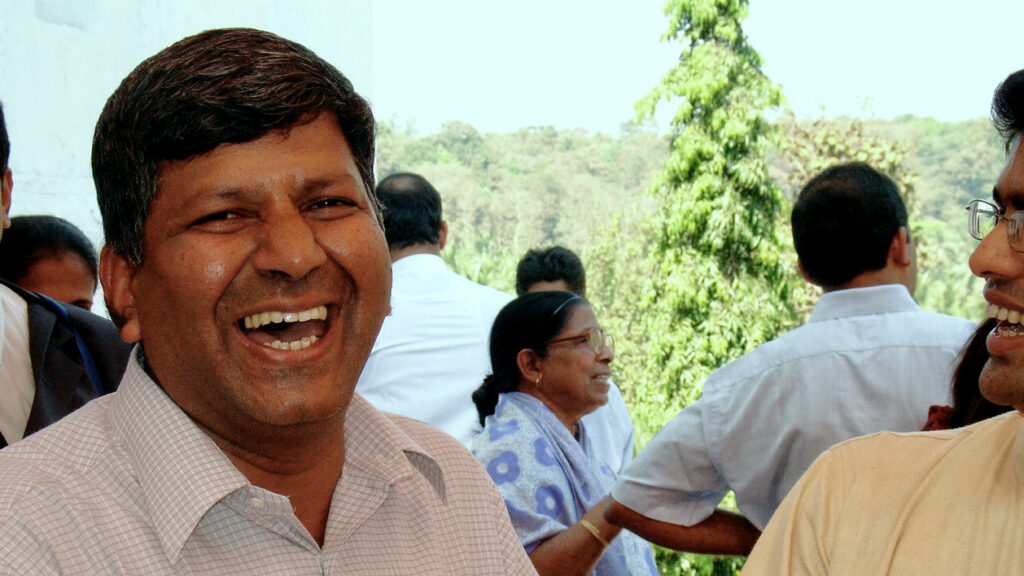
[191,211,239,226]
[309,197,356,210]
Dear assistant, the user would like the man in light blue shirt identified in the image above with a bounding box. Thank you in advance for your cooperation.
[604,162,974,555]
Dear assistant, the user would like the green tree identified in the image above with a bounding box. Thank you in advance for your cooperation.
[627,0,800,573]
[634,0,797,442]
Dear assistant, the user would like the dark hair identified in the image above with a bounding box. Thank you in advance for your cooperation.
[376,172,443,250]
[0,99,9,173]
[0,215,98,286]
[948,319,1013,427]
[472,291,585,425]
[992,68,1024,152]
[92,27,378,266]
[792,162,908,288]
[515,246,587,297]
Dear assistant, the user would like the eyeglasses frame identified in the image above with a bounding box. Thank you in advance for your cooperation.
[545,327,614,356]
[966,199,1024,253]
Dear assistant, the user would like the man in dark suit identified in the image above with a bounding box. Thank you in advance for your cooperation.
[0,100,130,447]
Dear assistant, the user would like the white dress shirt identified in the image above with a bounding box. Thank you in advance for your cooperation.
[0,283,33,443]
[613,284,975,530]
[357,254,513,446]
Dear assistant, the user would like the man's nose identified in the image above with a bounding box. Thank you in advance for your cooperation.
[252,206,328,281]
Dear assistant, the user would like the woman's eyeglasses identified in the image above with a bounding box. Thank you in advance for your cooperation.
[545,327,614,355]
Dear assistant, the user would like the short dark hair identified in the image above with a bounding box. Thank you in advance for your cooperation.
[515,246,586,296]
[992,68,1024,152]
[0,215,98,286]
[792,162,908,288]
[471,291,584,426]
[376,172,443,250]
[92,28,377,266]
[0,99,9,173]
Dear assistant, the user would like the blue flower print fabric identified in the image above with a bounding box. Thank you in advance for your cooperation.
[472,392,658,576]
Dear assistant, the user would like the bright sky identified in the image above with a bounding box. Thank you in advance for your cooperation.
[371,0,1024,135]
[3,0,1022,237]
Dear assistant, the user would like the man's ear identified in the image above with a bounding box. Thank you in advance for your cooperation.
[438,220,448,251]
[797,259,816,286]
[890,226,913,267]
[100,245,142,343]
[1,169,12,231]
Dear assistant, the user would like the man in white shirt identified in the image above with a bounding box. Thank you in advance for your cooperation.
[356,173,512,446]
[604,162,974,555]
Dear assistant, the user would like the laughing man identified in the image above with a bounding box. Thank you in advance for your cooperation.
[0,28,536,575]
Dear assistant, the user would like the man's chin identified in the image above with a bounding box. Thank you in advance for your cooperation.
[978,359,1024,409]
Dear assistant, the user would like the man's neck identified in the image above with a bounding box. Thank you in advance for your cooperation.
[389,243,440,262]
[823,268,911,295]
[201,417,347,547]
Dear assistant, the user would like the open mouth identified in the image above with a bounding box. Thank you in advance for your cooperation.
[987,303,1024,337]
[240,305,329,350]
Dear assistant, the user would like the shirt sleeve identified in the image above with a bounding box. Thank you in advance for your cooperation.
[611,398,729,526]
[742,449,841,576]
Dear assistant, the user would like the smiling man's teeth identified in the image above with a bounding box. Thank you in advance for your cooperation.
[987,303,1024,336]
[265,336,319,351]
[243,305,328,330]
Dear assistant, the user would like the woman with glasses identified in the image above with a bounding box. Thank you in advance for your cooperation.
[471,291,658,576]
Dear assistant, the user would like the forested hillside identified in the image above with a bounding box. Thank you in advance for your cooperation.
[377,113,1002,573]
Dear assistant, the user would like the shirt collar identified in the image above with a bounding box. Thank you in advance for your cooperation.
[344,393,448,502]
[111,349,249,562]
[808,284,919,324]
[391,253,447,275]
[111,349,448,559]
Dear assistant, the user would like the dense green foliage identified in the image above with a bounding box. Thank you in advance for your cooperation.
[375,32,1002,576]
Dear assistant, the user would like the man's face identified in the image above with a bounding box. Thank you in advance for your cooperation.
[106,113,391,441]
[970,136,1024,411]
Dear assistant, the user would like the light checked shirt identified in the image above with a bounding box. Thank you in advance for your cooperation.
[0,348,537,575]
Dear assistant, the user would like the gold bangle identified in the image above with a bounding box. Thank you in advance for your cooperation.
[579,519,610,548]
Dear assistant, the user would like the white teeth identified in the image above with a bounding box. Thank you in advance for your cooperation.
[987,304,1024,332]
[263,335,319,350]
[996,324,1024,337]
[243,305,327,330]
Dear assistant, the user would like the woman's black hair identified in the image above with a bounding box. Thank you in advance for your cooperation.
[0,215,98,286]
[472,291,586,426]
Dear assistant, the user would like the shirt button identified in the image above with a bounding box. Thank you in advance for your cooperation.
[248,497,266,510]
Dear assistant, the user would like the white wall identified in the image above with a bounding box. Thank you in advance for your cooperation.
[0,0,375,253]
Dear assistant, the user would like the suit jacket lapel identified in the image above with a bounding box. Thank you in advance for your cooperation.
[24,299,90,438]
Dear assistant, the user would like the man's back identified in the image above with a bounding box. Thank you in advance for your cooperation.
[613,284,974,529]
[356,254,511,445]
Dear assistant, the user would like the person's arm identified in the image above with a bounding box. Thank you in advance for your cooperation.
[604,497,760,556]
[527,496,622,576]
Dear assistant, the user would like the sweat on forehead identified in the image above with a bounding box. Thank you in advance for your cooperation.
[91,27,378,267]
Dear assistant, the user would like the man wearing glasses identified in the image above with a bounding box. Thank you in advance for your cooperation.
[604,162,974,556]
[743,69,1024,575]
